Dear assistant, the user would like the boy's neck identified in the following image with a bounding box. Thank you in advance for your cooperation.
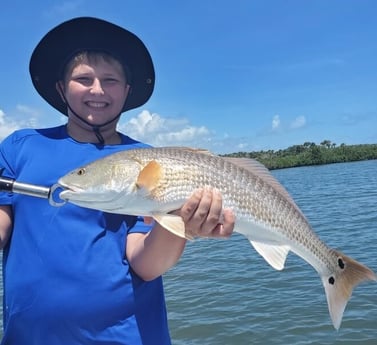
[66,122,121,145]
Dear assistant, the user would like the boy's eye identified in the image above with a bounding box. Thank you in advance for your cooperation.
[75,77,92,84]
[103,78,119,84]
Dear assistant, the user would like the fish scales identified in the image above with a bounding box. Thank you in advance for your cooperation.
[58,146,376,330]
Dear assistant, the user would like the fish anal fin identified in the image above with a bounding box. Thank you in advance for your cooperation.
[153,213,194,240]
[322,250,377,330]
[136,160,162,192]
[250,241,290,271]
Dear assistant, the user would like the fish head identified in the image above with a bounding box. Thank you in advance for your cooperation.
[57,154,142,211]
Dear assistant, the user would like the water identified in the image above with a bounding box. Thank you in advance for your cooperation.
[164,160,377,344]
[1,161,376,344]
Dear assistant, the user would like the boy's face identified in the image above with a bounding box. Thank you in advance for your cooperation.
[62,56,130,126]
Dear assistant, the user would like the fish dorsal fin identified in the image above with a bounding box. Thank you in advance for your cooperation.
[223,157,301,214]
[136,160,162,192]
[152,213,194,240]
[223,157,269,173]
[177,147,215,156]
[250,240,290,271]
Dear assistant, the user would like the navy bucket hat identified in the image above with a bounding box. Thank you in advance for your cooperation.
[29,17,155,115]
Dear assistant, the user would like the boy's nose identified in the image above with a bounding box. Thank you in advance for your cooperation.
[90,78,105,95]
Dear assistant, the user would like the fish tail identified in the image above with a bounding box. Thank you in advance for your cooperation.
[322,250,376,330]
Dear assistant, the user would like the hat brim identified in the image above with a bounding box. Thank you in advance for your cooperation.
[29,17,155,115]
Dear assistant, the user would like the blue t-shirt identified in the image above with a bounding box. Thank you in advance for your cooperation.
[0,125,171,345]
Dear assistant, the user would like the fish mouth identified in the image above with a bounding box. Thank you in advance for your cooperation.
[55,182,84,201]
[48,183,82,206]
[59,188,81,200]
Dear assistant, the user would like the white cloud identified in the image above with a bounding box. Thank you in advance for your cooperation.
[0,106,43,141]
[269,114,306,134]
[15,105,41,128]
[16,104,40,118]
[119,110,258,154]
[272,114,281,131]
[236,142,249,150]
[290,115,306,129]
[0,110,22,141]
[119,110,211,147]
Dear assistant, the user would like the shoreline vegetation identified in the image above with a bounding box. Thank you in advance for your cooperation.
[222,140,377,170]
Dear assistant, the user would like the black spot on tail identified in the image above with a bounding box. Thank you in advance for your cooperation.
[338,257,345,269]
[328,276,335,285]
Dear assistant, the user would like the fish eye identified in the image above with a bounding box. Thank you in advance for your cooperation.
[77,168,86,176]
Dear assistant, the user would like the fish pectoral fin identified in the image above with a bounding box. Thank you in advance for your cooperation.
[250,241,290,271]
[136,160,162,192]
[152,213,194,240]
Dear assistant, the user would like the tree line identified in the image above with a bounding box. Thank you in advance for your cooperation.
[222,141,377,170]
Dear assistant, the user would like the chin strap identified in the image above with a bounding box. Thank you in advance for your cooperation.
[92,126,106,146]
[58,83,123,145]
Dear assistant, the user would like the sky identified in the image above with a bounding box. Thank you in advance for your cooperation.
[0,0,376,154]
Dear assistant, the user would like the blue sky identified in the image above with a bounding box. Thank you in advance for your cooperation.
[1,0,376,154]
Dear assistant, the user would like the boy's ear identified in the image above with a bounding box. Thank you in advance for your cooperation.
[55,81,66,103]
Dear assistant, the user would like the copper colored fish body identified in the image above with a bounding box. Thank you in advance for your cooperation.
[58,147,376,329]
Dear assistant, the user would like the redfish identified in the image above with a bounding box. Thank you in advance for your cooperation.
[58,147,376,329]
